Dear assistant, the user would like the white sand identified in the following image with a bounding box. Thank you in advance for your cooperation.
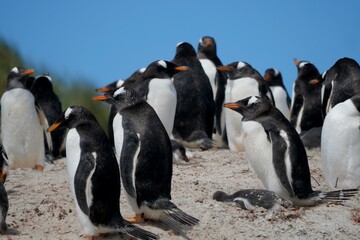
[3,148,360,239]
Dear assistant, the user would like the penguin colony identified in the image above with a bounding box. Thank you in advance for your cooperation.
[0,36,359,239]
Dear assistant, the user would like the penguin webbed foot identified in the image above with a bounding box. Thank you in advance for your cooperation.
[34,165,44,171]
[125,213,145,223]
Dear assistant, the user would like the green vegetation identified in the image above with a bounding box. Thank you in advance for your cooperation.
[0,38,110,132]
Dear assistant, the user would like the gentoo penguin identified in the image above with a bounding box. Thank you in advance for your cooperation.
[30,74,65,161]
[172,42,215,150]
[224,96,358,206]
[264,68,291,119]
[47,106,158,240]
[197,36,228,148]
[0,180,8,234]
[96,67,146,148]
[1,67,48,170]
[290,59,323,133]
[321,94,360,189]
[213,189,293,211]
[321,57,360,117]
[93,87,199,226]
[218,61,274,152]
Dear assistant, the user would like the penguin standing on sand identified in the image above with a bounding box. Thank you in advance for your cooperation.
[321,57,360,117]
[224,96,357,206]
[264,68,291,119]
[290,59,323,133]
[30,74,65,161]
[47,106,158,240]
[213,189,293,211]
[1,67,49,170]
[93,87,199,226]
[172,42,215,150]
[218,61,274,152]
[197,36,228,148]
[321,94,360,189]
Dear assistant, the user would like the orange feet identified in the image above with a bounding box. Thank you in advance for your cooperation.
[125,213,145,223]
[34,165,44,171]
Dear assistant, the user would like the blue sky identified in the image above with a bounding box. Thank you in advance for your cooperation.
[1,1,359,93]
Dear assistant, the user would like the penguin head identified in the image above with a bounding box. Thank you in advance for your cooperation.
[93,87,144,112]
[217,61,253,79]
[6,67,35,89]
[31,74,54,92]
[198,36,217,55]
[294,58,321,82]
[47,106,96,132]
[174,42,197,58]
[143,60,188,79]
[224,96,273,121]
[264,68,283,86]
[212,190,228,201]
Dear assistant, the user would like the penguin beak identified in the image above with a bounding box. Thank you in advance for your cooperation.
[223,102,241,109]
[92,95,109,101]
[264,73,271,81]
[217,66,230,72]
[47,120,63,132]
[95,86,112,93]
[293,58,300,66]
[309,79,320,85]
[175,66,189,72]
[23,69,35,75]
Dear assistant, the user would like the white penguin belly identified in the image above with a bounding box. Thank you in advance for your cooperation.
[65,129,97,235]
[270,86,290,120]
[225,78,260,152]
[242,121,290,199]
[1,89,44,169]
[147,78,177,137]
[199,59,217,99]
[321,100,360,189]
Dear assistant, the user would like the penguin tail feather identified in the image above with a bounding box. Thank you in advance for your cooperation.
[319,188,358,201]
[108,218,159,240]
[152,198,200,226]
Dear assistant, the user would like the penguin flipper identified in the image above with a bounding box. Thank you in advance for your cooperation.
[35,103,53,153]
[74,153,96,215]
[269,131,295,197]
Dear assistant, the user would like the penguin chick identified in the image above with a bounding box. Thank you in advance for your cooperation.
[213,189,293,211]
[48,106,158,240]
[224,96,358,206]
[93,87,199,226]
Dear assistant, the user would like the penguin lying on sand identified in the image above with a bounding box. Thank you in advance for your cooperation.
[213,189,293,211]
[48,106,158,240]
[93,87,199,226]
[224,96,358,206]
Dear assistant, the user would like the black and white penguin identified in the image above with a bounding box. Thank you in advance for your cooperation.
[290,59,323,133]
[224,96,358,206]
[0,179,8,234]
[264,68,291,119]
[47,106,158,240]
[218,61,274,152]
[213,189,293,211]
[172,42,215,150]
[93,87,199,226]
[197,36,228,148]
[30,74,65,161]
[1,67,48,170]
[321,57,360,117]
[321,94,360,189]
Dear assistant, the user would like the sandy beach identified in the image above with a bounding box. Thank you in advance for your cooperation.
[2,147,360,240]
